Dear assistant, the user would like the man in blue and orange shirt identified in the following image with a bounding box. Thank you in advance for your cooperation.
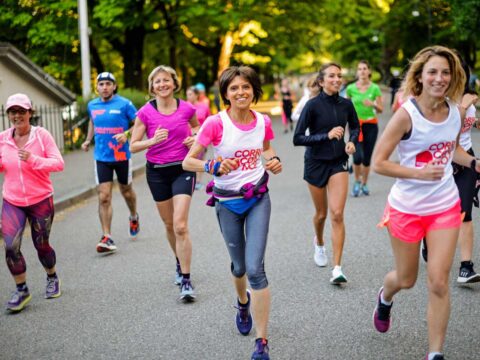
[82,72,139,253]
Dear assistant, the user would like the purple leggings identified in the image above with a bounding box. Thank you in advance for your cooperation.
[2,196,56,276]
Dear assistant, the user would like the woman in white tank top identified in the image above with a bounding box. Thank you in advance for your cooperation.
[183,66,282,360]
[371,46,479,360]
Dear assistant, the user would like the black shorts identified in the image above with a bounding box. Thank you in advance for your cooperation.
[453,148,478,222]
[304,157,348,188]
[146,162,196,202]
[95,160,132,185]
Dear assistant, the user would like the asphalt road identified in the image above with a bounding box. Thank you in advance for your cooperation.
[1,108,479,360]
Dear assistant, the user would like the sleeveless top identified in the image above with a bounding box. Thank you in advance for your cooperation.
[213,110,265,192]
[459,104,476,151]
[388,98,460,215]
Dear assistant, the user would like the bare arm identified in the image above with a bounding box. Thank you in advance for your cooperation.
[129,117,168,153]
[262,140,282,175]
[81,119,94,151]
[373,108,444,181]
[183,114,200,149]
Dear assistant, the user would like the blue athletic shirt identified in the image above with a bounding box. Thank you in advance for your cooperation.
[87,95,137,162]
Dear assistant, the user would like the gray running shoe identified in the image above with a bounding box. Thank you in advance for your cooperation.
[179,279,196,302]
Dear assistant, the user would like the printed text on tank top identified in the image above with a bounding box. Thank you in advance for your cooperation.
[410,98,455,166]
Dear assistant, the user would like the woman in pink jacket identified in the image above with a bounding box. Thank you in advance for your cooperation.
[1,93,64,312]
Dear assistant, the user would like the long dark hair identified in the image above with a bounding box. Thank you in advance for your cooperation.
[316,62,341,93]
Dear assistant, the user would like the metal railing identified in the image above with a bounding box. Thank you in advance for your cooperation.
[0,104,86,152]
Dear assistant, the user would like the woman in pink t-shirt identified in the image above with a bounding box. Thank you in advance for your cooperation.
[183,66,281,360]
[130,65,199,302]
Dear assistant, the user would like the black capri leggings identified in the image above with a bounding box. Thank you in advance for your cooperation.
[453,148,478,222]
[353,123,378,167]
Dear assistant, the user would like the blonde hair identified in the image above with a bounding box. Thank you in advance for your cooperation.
[404,46,465,102]
[148,65,181,96]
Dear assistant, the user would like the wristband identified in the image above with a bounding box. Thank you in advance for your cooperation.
[268,156,281,162]
[124,130,131,139]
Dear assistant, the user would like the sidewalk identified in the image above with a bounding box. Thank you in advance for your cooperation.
[50,149,147,212]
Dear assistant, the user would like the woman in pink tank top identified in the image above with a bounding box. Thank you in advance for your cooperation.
[372,46,479,360]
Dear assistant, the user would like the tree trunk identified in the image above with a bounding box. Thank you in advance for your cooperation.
[217,31,238,78]
[122,27,145,90]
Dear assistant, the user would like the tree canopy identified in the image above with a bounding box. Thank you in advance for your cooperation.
[1,0,479,95]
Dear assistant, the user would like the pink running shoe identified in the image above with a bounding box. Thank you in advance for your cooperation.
[373,287,392,333]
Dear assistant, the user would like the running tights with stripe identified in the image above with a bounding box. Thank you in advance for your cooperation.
[2,196,56,276]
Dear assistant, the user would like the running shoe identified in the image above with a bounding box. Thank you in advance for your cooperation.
[330,266,347,284]
[351,181,361,197]
[194,182,204,191]
[235,289,253,336]
[313,237,328,267]
[179,278,196,302]
[96,235,117,253]
[251,338,270,360]
[361,184,370,196]
[45,276,61,299]
[373,287,392,333]
[421,238,428,263]
[129,214,140,238]
[174,263,182,286]
[457,262,480,284]
[425,354,445,360]
[6,290,31,312]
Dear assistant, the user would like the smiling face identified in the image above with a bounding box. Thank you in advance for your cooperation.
[96,80,116,101]
[8,106,32,133]
[152,71,176,98]
[224,76,254,110]
[419,55,451,99]
[319,65,342,95]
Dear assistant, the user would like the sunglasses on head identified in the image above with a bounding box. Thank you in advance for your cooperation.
[8,108,28,115]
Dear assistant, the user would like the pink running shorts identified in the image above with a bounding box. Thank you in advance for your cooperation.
[378,200,462,243]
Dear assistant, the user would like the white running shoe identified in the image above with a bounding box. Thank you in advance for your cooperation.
[330,266,347,284]
[314,238,328,267]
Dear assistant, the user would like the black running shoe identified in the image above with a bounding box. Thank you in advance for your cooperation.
[457,262,480,284]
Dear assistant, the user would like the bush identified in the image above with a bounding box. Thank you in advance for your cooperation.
[118,88,150,109]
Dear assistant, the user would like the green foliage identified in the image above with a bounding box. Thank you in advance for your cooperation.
[1,0,480,96]
[118,88,150,109]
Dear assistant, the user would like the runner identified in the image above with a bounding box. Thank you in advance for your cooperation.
[186,85,211,190]
[346,60,383,196]
[82,72,139,253]
[372,45,478,360]
[1,93,64,312]
[293,63,359,284]
[183,65,282,360]
[279,78,295,133]
[291,75,321,122]
[451,57,480,284]
[130,65,199,302]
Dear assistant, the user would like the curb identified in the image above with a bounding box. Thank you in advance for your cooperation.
[53,165,146,213]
